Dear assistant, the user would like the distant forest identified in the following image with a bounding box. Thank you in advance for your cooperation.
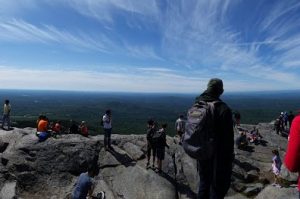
[0,90,299,135]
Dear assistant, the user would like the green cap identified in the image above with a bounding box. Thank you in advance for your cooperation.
[206,78,224,96]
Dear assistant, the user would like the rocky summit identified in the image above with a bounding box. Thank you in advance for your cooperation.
[0,123,298,199]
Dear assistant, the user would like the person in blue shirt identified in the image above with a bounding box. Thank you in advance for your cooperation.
[72,165,105,199]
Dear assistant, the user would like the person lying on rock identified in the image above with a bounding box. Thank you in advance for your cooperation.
[72,165,105,199]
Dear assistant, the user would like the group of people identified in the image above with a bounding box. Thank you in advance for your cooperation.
[36,115,89,141]
[235,127,263,149]
[146,120,169,173]
[274,111,295,135]
[2,78,300,199]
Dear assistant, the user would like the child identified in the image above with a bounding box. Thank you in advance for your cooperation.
[272,149,282,188]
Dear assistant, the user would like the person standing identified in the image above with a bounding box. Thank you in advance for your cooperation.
[184,78,234,199]
[102,109,112,150]
[175,115,185,145]
[288,111,295,129]
[146,119,156,169]
[284,114,300,198]
[2,100,11,130]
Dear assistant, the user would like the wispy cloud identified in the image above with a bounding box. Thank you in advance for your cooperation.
[0,19,112,52]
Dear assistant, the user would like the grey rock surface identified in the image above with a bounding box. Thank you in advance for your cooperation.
[0,123,297,199]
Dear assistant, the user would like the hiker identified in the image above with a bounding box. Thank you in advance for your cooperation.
[69,120,79,134]
[52,121,62,134]
[152,123,169,173]
[80,121,88,137]
[183,78,234,199]
[102,109,112,150]
[236,131,248,149]
[233,111,241,127]
[274,118,283,135]
[72,164,105,199]
[37,115,50,142]
[175,115,185,145]
[1,99,11,130]
[272,149,282,188]
[249,127,262,144]
[283,112,289,129]
[146,119,156,169]
[288,111,295,129]
[285,114,300,197]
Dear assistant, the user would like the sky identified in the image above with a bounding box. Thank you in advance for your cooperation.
[0,0,300,93]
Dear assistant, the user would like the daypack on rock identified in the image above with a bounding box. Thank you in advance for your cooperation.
[183,101,218,160]
[152,129,165,147]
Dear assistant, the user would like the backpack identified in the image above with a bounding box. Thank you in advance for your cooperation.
[151,129,165,147]
[183,101,218,160]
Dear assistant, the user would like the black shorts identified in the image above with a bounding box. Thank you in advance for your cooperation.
[156,147,165,160]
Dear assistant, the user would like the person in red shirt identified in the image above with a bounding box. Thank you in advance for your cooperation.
[285,114,300,197]
[80,121,88,137]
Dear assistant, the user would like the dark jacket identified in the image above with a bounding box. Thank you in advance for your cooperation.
[196,91,234,163]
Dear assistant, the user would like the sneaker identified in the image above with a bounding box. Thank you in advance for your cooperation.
[96,191,105,199]
[275,184,282,188]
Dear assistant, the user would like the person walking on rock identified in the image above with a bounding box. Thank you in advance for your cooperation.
[175,115,185,145]
[285,114,300,198]
[2,99,11,130]
[272,149,282,188]
[183,78,234,199]
[102,109,112,151]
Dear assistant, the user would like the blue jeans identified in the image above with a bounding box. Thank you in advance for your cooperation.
[104,128,112,148]
[2,114,10,129]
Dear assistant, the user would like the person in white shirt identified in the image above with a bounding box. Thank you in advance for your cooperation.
[175,115,185,145]
[2,100,11,130]
[102,109,112,150]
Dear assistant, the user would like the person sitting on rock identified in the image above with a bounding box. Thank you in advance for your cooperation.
[235,131,248,149]
[69,120,79,134]
[37,115,50,142]
[80,121,88,137]
[271,149,282,188]
[146,119,156,169]
[249,127,263,144]
[72,164,105,199]
[152,123,169,173]
[52,121,62,137]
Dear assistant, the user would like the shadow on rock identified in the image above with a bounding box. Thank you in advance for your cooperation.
[233,159,260,172]
[109,147,136,167]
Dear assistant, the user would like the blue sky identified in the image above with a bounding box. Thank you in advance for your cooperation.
[0,0,300,93]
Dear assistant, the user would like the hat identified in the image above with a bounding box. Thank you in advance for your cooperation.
[81,121,86,124]
[206,78,224,96]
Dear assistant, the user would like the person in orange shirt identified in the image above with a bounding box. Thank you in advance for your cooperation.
[80,121,88,137]
[37,115,50,141]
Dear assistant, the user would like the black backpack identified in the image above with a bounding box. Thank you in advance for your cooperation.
[183,101,218,160]
[152,129,165,147]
